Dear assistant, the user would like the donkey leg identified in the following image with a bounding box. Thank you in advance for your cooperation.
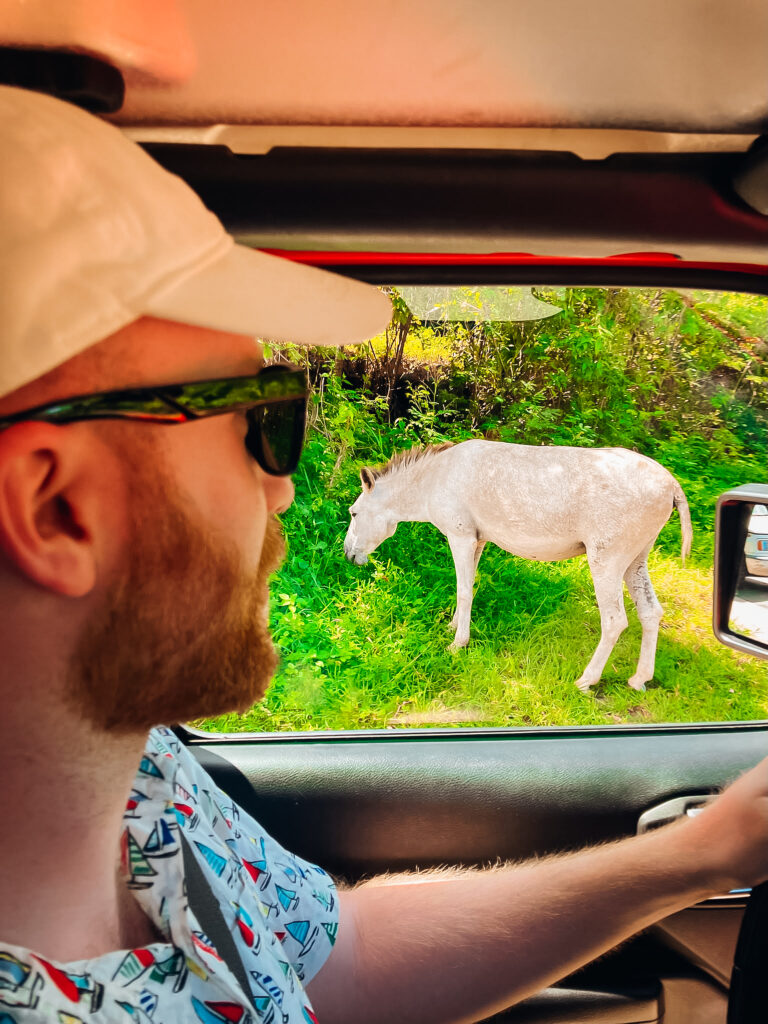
[624,547,663,691]
[447,534,480,649]
[450,540,485,631]
[575,554,629,692]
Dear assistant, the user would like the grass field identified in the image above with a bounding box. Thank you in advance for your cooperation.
[196,442,768,735]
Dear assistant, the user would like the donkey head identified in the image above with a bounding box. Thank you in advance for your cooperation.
[343,467,399,565]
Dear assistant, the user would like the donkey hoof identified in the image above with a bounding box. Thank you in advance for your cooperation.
[448,639,468,653]
[628,677,647,692]
[574,678,595,693]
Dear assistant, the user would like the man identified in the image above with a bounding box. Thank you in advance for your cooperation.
[0,84,767,1024]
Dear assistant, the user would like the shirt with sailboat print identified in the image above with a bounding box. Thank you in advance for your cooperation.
[0,727,338,1024]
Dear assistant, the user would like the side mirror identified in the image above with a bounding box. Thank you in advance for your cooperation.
[714,484,768,661]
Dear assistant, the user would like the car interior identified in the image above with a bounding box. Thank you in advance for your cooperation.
[2,2,768,1021]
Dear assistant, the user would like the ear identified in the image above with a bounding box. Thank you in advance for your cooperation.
[360,466,376,492]
[0,423,107,597]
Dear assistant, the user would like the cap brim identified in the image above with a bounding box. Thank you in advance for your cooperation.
[145,243,392,347]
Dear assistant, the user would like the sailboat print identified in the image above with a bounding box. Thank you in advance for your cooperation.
[142,818,177,858]
[123,831,158,890]
[191,997,252,1024]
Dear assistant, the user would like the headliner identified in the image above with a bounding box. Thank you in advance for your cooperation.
[115,0,768,133]
[5,0,768,134]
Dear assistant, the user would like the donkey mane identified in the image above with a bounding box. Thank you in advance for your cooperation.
[371,441,454,482]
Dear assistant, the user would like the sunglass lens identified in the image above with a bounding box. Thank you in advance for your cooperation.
[246,398,306,475]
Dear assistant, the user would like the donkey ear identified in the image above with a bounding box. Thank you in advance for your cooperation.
[360,467,376,492]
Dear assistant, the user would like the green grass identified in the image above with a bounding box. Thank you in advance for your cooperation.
[197,544,768,734]
[196,456,768,735]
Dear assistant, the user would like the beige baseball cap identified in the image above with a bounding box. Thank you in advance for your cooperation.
[0,85,392,397]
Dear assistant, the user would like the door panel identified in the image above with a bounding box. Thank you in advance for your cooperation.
[187,725,766,1023]
[491,980,660,1023]
[191,726,767,876]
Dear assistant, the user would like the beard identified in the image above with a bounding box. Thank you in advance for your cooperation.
[67,456,284,734]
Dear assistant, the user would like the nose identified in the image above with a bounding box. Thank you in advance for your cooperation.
[263,473,295,516]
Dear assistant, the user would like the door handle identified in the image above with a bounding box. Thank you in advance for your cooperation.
[637,794,715,834]
[639,794,751,905]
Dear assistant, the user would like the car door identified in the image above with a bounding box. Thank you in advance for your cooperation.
[186,721,766,1023]
[155,142,768,1023]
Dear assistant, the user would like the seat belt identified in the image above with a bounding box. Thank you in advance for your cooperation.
[179,830,253,1003]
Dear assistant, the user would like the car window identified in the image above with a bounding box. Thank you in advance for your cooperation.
[195,286,768,734]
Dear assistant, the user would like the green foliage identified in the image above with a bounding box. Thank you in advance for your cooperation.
[197,287,768,735]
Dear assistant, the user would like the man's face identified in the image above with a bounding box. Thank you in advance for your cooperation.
[68,440,284,731]
[53,317,296,732]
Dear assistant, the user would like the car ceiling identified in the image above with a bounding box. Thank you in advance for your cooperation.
[3,1,767,265]
[5,0,768,134]
[119,0,768,134]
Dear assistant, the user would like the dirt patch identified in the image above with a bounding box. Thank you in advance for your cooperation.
[388,706,493,726]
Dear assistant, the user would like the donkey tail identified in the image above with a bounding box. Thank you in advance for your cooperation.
[673,484,693,565]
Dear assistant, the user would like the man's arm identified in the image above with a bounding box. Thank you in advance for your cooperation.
[307,756,768,1024]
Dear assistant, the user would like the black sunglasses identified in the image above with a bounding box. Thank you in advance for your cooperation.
[0,364,309,477]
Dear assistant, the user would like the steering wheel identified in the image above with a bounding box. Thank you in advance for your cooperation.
[727,880,768,1023]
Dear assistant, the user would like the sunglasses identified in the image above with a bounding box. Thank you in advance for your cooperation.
[0,364,309,477]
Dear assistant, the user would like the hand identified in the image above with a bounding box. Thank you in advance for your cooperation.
[679,756,768,892]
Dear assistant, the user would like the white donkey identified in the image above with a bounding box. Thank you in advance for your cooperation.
[343,440,692,692]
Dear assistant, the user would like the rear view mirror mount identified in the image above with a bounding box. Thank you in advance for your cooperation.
[714,484,768,661]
